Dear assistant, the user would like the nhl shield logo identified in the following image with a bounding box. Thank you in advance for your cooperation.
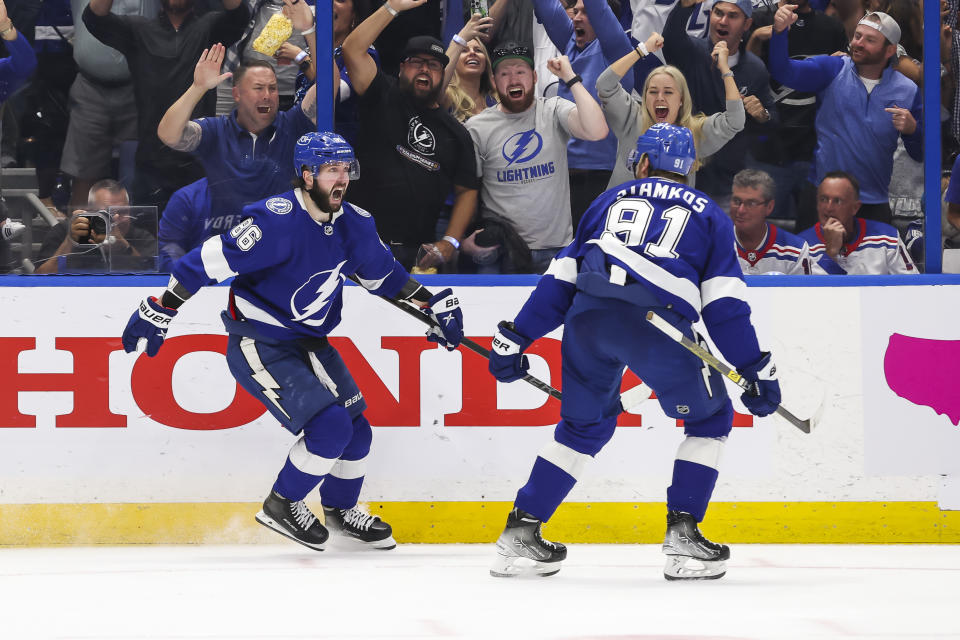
[324,225,333,235]
[676,405,690,415]
[747,251,757,262]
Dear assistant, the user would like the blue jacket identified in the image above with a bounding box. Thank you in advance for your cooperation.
[0,32,37,103]
[768,29,922,204]
[533,0,634,171]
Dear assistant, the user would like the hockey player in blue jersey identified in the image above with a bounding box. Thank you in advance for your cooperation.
[487,123,781,580]
[121,131,465,552]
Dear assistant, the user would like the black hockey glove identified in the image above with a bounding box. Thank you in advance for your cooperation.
[489,321,533,383]
[737,352,781,417]
[122,297,177,357]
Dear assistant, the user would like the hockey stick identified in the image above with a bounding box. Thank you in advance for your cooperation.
[348,277,652,412]
[645,311,812,434]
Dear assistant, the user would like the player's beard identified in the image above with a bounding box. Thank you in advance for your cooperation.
[309,180,347,214]
[399,74,443,109]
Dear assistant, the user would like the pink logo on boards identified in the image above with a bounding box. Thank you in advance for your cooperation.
[883,334,960,426]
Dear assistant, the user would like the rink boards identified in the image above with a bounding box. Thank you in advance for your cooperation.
[1,275,960,544]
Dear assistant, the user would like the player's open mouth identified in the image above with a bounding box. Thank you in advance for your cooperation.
[331,187,345,200]
[257,106,271,114]
[575,27,585,38]
[655,106,669,120]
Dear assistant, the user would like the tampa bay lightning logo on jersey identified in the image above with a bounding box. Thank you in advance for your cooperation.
[407,116,436,156]
[266,197,293,215]
[290,260,348,326]
[502,129,543,166]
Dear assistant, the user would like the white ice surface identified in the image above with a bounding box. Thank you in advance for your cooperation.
[1,543,958,640]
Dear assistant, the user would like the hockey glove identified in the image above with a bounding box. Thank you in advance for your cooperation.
[737,352,781,417]
[423,288,463,351]
[489,321,532,383]
[122,297,178,357]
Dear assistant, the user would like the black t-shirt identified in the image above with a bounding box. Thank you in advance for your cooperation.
[749,7,848,164]
[82,5,249,173]
[351,72,479,246]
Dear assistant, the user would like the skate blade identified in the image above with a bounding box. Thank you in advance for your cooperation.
[489,552,561,578]
[255,510,326,552]
[330,532,397,551]
[663,555,726,581]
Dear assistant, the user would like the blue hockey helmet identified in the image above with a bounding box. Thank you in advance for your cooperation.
[626,123,696,177]
[294,131,360,180]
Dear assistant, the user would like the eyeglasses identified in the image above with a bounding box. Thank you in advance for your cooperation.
[403,56,444,72]
[730,197,770,208]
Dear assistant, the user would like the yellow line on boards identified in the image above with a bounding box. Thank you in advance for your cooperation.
[0,502,956,546]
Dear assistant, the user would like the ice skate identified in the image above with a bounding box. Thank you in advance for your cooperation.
[256,490,329,551]
[322,505,396,550]
[662,510,729,580]
[490,508,567,578]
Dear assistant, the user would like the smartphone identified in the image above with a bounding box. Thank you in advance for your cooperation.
[470,0,489,17]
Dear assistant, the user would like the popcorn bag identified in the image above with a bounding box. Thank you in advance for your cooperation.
[252,13,293,56]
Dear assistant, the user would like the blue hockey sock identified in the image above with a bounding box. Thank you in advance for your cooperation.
[666,459,719,522]
[515,456,578,522]
[319,476,364,510]
[273,458,325,503]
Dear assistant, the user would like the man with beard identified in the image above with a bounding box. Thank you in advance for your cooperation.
[341,0,479,270]
[156,0,316,244]
[463,44,608,273]
[121,131,467,551]
[663,0,777,209]
[768,8,921,225]
[84,0,248,213]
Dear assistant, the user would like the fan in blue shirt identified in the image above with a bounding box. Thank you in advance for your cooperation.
[157,17,318,222]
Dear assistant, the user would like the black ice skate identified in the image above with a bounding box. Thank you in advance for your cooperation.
[323,505,396,550]
[662,510,730,580]
[255,490,329,551]
[490,508,567,578]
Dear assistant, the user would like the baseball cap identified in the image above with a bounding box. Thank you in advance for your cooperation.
[714,0,753,18]
[857,11,901,46]
[491,42,534,70]
[401,35,450,66]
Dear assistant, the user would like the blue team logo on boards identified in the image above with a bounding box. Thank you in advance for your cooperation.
[290,260,348,326]
[502,129,543,166]
[266,197,293,215]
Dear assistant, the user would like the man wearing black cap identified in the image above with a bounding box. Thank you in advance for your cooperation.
[463,43,608,273]
[341,0,479,270]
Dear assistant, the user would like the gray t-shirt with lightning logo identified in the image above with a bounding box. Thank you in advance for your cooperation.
[465,97,575,250]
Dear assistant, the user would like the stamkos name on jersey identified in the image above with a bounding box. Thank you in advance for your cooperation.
[496,161,556,184]
[616,181,709,213]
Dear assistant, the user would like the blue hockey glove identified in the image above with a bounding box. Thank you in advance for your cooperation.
[122,296,178,357]
[737,352,781,417]
[423,288,463,351]
[489,321,533,383]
